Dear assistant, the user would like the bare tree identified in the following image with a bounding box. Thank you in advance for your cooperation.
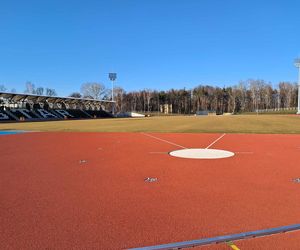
[24,82,36,94]
[235,81,247,112]
[113,86,125,113]
[36,87,44,95]
[0,84,7,92]
[144,89,152,112]
[69,92,82,98]
[279,82,295,108]
[80,82,106,100]
[264,84,273,109]
[46,88,57,96]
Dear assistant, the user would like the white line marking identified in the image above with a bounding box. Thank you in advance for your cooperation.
[141,132,187,149]
[205,133,226,149]
[149,152,168,154]
[235,152,254,154]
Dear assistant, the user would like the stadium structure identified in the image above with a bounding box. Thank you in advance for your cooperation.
[0,91,114,122]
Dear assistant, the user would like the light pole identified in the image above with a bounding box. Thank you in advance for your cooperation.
[108,72,117,114]
[294,59,300,114]
[157,93,160,116]
[277,84,280,111]
[190,89,193,115]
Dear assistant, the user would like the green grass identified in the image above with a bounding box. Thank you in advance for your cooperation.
[1,115,300,134]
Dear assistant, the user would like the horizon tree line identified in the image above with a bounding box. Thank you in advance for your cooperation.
[0,82,57,97]
[1,80,298,113]
[106,80,298,114]
[70,80,298,114]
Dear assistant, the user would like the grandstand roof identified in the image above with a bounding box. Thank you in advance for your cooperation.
[0,92,114,105]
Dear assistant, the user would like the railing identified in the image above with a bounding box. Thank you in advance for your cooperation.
[129,223,300,250]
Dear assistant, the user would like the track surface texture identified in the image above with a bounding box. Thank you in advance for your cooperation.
[1,132,300,249]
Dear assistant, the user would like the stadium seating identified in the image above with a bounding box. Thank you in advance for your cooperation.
[0,108,16,121]
[85,109,113,118]
[0,92,113,122]
[9,108,41,120]
[0,107,112,122]
[52,109,91,119]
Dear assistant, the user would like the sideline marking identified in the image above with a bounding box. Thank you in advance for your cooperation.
[141,132,187,149]
[205,133,226,149]
[149,152,168,154]
[129,223,300,250]
[235,151,254,154]
[226,241,240,250]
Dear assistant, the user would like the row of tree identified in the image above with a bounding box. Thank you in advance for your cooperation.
[110,80,298,114]
[1,80,298,114]
[0,82,57,96]
[0,84,16,93]
[69,80,298,114]
[23,82,57,96]
[0,82,107,99]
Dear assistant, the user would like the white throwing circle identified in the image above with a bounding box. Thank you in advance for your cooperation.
[169,148,234,159]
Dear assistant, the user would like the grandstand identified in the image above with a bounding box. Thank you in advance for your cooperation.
[0,91,114,122]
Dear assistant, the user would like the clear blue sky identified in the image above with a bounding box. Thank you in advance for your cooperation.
[1,0,300,96]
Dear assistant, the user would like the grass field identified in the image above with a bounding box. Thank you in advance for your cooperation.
[1,114,300,134]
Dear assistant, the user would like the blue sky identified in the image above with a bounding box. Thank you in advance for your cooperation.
[1,0,300,96]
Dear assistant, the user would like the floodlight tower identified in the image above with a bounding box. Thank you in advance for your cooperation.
[295,59,300,114]
[108,72,117,114]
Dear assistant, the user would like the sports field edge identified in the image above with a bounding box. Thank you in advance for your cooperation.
[0,115,300,134]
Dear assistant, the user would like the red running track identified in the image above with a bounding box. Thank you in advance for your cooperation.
[1,132,300,249]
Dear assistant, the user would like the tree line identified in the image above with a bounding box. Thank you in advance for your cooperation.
[0,82,57,96]
[69,80,299,114]
[112,80,298,114]
[1,80,298,114]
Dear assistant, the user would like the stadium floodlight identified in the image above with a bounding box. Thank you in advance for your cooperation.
[109,73,117,81]
[294,59,300,114]
[108,73,117,114]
